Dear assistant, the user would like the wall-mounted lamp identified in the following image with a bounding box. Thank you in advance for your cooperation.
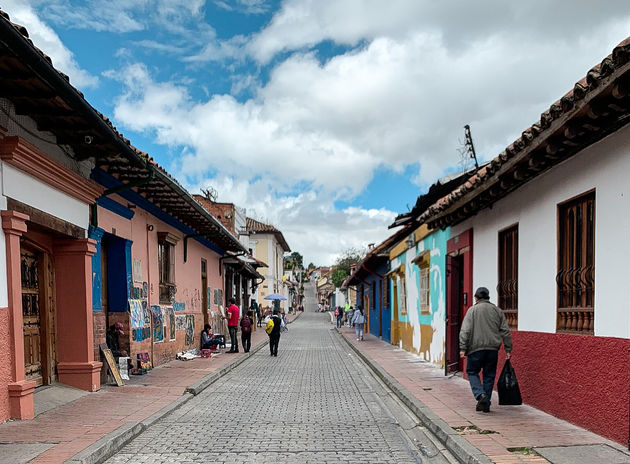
[146,224,154,231]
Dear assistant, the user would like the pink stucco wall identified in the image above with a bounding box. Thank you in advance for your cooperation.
[97,197,224,367]
[0,307,12,421]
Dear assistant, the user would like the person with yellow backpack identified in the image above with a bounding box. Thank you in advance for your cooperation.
[266,308,283,357]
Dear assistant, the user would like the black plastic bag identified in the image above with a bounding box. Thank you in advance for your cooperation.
[497,359,522,405]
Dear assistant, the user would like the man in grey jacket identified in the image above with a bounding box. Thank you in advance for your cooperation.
[459,287,512,413]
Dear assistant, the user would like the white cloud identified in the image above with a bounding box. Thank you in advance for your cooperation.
[105,3,630,264]
[2,0,98,88]
[189,175,396,266]
[214,0,270,15]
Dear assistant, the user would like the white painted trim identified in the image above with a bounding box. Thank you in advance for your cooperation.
[2,163,89,231]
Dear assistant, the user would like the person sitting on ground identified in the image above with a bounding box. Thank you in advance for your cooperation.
[201,324,224,350]
[106,322,128,358]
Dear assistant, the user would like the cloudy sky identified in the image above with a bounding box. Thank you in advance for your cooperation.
[3,1,630,265]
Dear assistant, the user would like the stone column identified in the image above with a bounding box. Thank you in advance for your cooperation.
[54,238,102,392]
[1,210,36,419]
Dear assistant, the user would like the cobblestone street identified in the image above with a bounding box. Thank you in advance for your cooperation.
[104,290,453,463]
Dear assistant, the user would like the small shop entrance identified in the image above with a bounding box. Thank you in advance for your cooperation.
[20,243,56,387]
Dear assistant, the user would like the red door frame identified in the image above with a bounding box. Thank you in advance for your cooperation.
[445,228,473,374]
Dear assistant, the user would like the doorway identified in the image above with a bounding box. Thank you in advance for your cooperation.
[201,259,208,325]
[21,244,56,387]
[445,254,463,374]
[445,229,473,374]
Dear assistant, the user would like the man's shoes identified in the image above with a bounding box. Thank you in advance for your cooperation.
[483,404,490,413]
[476,394,489,412]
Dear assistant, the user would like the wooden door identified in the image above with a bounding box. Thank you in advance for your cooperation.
[21,248,43,385]
[363,293,369,334]
[445,255,463,374]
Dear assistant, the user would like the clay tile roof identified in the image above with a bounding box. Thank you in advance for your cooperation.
[0,8,246,254]
[419,36,630,228]
[246,218,291,252]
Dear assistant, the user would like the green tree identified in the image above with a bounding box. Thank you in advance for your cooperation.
[307,262,315,270]
[289,251,303,269]
[334,247,365,275]
[331,268,348,288]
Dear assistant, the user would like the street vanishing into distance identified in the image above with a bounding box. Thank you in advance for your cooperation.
[104,283,455,464]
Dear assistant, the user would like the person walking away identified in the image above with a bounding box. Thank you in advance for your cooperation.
[224,297,240,353]
[268,308,283,356]
[335,306,343,328]
[351,305,366,340]
[251,300,261,327]
[346,306,354,328]
[240,310,253,352]
[459,287,512,413]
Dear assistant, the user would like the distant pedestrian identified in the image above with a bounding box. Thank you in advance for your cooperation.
[240,310,253,353]
[268,308,283,357]
[224,297,240,353]
[251,300,261,327]
[351,305,366,340]
[346,306,354,327]
[335,306,343,328]
[459,287,512,413]
[318,303,322,312]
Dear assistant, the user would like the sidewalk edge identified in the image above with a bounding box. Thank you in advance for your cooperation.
[336,330,493,464]
[64,422,144,464]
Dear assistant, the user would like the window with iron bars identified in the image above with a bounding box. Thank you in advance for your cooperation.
[556,191,595,334]
[497,225,518,329]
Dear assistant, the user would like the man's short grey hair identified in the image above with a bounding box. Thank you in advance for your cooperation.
[474,287,490,300]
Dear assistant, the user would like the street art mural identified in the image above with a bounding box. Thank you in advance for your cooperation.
[390,228,449,367]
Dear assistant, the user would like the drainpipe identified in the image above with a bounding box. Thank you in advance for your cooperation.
[90,165,155,229]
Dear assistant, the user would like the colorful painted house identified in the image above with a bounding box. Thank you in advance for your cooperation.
[384,174,472,366]
[420,38,630,445]
[246,218,291,311]
[0,9,255,422]
[345,229,411,343]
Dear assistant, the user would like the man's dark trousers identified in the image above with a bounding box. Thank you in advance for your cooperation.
[269,333,280,356]
[228,326,238,352]
[241,332,251,352]
[465,349,498,404]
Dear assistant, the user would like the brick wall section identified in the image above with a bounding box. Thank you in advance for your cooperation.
[92,311,106,361]
[192,196,235,234]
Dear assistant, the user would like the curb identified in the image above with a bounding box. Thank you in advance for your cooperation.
[65,331,276,464]
[336,329,493,464]
[64,422,144,464]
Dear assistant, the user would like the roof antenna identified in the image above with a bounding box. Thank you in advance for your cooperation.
[201,187,218,202]
[463,124,479,170]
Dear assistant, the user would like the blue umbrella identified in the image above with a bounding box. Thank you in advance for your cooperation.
[264,293,287,301]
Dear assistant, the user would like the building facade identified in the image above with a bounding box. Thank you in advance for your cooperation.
[421,38,630,444]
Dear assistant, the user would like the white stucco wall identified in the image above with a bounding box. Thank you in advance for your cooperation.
[451,124,630,338]
[2,163,89,231]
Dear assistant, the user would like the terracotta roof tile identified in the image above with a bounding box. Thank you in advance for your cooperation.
[420,36,630,226]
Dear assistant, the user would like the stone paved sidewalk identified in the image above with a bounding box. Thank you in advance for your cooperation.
[0,314,299,464]
[338,326,629,464]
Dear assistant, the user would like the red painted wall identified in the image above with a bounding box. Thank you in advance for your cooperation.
[497,331,630,444]
[0,307,12,421]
